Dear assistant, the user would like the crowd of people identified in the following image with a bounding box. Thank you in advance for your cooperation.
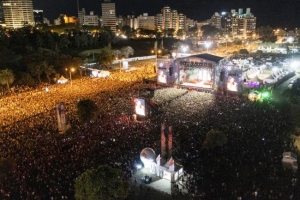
[155,91,299,199]
[0,62,299,199]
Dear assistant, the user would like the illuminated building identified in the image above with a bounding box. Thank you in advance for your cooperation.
[231,8,256,38]
[156,6,187,32]
[78,8,99,26]
[101,0,116,32]
[209,8,255,38]
[123,15,138,30]
[210,12,221,29]
[162,6,171,30]
[54,14,77,25]
[33,9,43,25]
[155,13,163,30]
[2,0,34,28]
[171,9,178,31]
[178,13,186,30]
[137,13,155,30]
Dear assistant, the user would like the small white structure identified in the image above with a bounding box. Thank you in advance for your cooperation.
[57,76,68,84]
[282,152,298,172]
[155,156,183,182]
[139,148,184,182]
[91,69,110,78]
[140,148,156,169]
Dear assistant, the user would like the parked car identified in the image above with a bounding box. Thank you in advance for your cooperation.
[141,175,152,184]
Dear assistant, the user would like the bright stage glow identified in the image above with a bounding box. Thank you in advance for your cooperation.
[291,61,300,69]
[136,164,142,169]
[179,68,212,88]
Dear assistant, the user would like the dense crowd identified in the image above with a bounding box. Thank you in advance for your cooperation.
[0,62,299,199]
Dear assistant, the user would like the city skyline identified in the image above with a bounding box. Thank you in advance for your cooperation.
[32,0,299,29]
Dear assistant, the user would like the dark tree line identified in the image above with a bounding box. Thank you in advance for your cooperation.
[0,26,118,92]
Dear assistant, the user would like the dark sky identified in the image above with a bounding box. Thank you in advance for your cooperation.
[32,0,300,29]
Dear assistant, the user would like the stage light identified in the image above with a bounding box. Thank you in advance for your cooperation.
[261,91,270,98]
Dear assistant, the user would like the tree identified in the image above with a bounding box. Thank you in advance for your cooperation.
[72,57,84,78]
[99,28,114,47]
[0,69,15,91]
[27,60,44,84]
[203,129,227,149]
[121,25,132,37]
[19,72,35,87]
[75,165,129,200]
[176,29,185,38]
[77,99,99,123]
[74,33,81,48]
[97,47,115,69]
[256,26,277,43]
[256,50,263,57]
[43,62,56,83]
[201,25,219,39]
[187,25,198,37]
[120,46,134,58]
[239,49,249,55]
[58,34,71,49]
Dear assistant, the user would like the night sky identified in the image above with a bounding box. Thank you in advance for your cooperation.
[32,0,300,29]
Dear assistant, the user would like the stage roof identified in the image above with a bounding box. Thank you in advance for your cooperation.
[185,53,224,63]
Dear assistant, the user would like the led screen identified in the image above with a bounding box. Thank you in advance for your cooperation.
[179,68,212,88]
[227,76,238,92]
[157,69,167,83]
[134,98,146,116]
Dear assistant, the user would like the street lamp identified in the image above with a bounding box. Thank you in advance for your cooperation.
[119,57,124,72]
[225,35,228,51]
[65,67,75,86]
[205,41,211,53]
[152,49,162,73]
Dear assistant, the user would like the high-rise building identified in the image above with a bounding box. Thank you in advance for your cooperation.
[178,13,186,30]
[210,12,221,29]
[231,8,256,38]
[156,13,163,30]
[220,12,232,35]
[78,8,86,26]
[101,0,116,32]
[137,13,155,30]
[3,0,34,29]
[162,6,171,29]
[157,6,186,32]
[171,10,178,31]
[33,9,43,25]
[78,8,99,26]
[123,15,138,30]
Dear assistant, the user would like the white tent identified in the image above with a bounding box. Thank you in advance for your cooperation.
[57,76,68,84]
[91,69,110,78]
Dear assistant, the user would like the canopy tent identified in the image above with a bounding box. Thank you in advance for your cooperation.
[57,76,68,84]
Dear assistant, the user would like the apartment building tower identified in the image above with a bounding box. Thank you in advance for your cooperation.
[162,6,171,30]
[33,9,43,25]
[231,8,256,38]
[101,0,116,32]
[137,13,155,30]
[3,0,34,28]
